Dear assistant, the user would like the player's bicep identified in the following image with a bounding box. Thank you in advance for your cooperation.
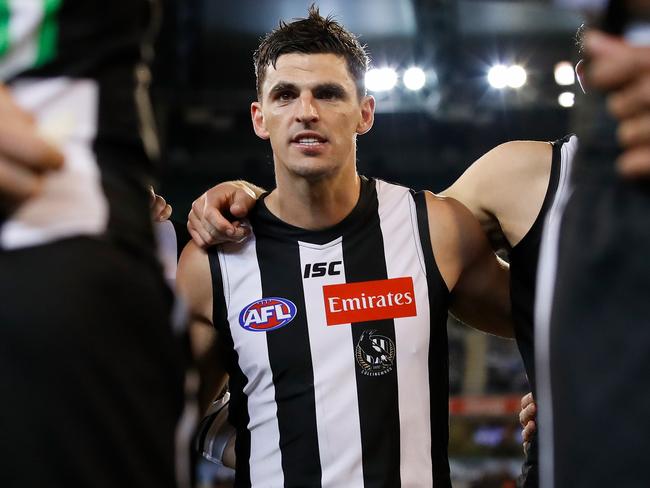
[177,241,214,323]
[429,196,513,337]
[177,242,228,409]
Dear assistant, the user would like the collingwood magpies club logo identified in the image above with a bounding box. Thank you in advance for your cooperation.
[355,330,396,376]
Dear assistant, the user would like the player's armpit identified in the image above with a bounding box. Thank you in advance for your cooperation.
[425,192,514,338]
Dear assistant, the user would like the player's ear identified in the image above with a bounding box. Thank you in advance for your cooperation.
[356,95,375,135]
[251,102,270,140]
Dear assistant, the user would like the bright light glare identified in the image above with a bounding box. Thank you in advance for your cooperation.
[403,67,426,91]
[487,65,509,89]
[507,65,527,88]
[554,61,575,86]
[365,68,398,92]
[558,91,575,108]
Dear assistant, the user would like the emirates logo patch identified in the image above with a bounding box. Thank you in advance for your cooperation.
[322,277,416,326]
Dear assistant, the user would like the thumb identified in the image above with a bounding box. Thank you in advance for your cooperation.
[230,188,256,218]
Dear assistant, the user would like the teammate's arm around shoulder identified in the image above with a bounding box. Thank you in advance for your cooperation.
[177,241,228,412]
[424,192,514,338]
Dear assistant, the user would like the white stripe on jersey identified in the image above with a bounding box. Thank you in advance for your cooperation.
[218,178,445,487]
[376,180,433,487]
[220,236,284,488]
[0,0,42,81]
[298,237,365,488]
[535,135,578,488]
[155,220,179,285]
[1,78,109,249]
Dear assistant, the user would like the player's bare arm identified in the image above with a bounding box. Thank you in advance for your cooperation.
[442,140,553,247]
[177,241,228,412]
[425,192,513,338]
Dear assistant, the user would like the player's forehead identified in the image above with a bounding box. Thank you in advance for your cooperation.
[260,52,356,95]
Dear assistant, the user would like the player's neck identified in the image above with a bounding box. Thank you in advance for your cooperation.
[267,169,361,231]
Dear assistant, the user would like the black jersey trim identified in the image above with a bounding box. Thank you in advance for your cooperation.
[343,181,401,488]
[207,248,252,487]
[413,191,452,487]
[511,136,569,255]
[256,237,323,487]
[252,176,377,245]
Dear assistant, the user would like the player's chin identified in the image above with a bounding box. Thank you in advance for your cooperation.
[289,160,338,180]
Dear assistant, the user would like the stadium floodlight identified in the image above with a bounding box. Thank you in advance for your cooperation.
[403,67,426,91]
[554,61,575,86]
[507,65,527,89]
[365,67,398,92]
[487,64,509,89]
[558,91,575,108]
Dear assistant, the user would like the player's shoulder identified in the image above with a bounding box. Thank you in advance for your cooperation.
[423,191,483,248]
[178,241,212,288]
[423,191,473,221]
[422,191,488,289]
[179,240,208,268]
[479,140,552,175]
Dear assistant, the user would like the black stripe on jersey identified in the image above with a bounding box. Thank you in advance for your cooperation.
[207,248,252,487]
[256,237,322,488]
[342,182,401,488]
[413,191,452,488]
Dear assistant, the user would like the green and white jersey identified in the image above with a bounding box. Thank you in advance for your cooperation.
[0,0,62,79]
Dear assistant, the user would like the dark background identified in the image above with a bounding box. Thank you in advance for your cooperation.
[152,0,584,213]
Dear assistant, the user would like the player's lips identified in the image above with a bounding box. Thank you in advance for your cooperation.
[290,131,328,149]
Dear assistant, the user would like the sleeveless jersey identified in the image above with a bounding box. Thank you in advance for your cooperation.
[208,177,451,488]
[509,134,576,488]
[509,134,573,394]
[0,0,158,252]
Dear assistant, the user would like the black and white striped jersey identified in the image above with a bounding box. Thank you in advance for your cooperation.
[208,176,452,488]
[0,0,158,252]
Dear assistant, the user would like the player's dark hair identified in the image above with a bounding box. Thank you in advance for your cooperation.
[575,23,587,55]
[253,4,370,99]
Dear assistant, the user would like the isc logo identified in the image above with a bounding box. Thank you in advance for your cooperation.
[239,297,297,332]
[304,261,342,278]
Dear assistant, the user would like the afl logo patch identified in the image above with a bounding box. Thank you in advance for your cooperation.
[239,297,297,332]
[355,330,396,376]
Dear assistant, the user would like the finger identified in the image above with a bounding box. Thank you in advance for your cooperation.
[0,123,64,172]
[519,403,536,427]
[230,188,257,218]
[617,114,650,148]
[523,420,537,442]
[230,221,251,242]
[0,156,44,203]
[585,31,650,90]
[523,441,530,456]
[203,206,238,238]
[0,85,35,126]
[617,148,650,178]
[159,203,172,222]
[520,392,534,409]
[188,210,217,246]
[151,194,167,214]
[607,76,650,120]
[188,225,208,249]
